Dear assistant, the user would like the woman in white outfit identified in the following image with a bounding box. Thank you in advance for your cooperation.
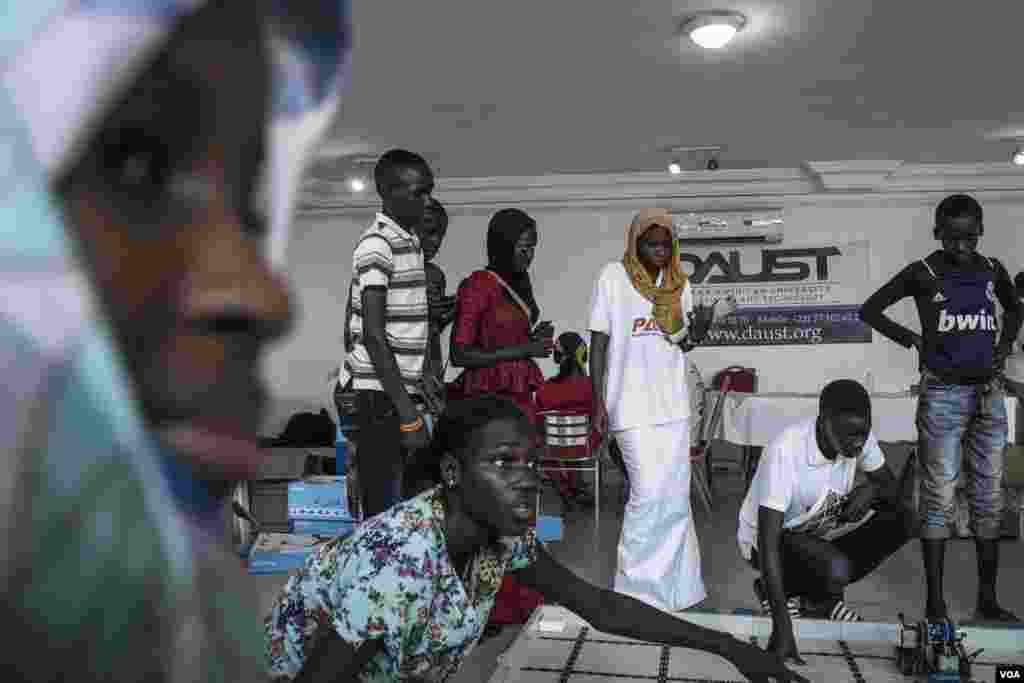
[589,208,715,612]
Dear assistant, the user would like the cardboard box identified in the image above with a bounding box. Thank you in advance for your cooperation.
[287,476,355,521]
[536,515,562,542]
[247,533,330,575]
[291,518,357,537]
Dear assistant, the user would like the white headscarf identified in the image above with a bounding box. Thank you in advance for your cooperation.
[0,2,351,680]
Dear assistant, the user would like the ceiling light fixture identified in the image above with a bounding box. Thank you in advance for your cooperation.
[348,177,367,192]
[663,144,724,174]
[681,11,747,50]
[1013,145,1024,166]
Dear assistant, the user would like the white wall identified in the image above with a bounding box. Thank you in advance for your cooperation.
[263,167,1024,419]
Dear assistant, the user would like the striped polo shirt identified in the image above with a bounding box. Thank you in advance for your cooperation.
[347,213,428,393]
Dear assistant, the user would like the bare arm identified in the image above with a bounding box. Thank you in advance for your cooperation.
[292,628,384,683]
[756,506,793,637]
[362,287,418,422]
[993,260,1023,356]
[515,545,736,657]
[450,341,534,369]
[589,331,609,404]
[589,331,609,432]
[863,463,901,505]
[859,266,921,349]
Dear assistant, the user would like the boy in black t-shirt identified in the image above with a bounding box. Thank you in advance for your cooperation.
[420,199,456,387]
[859,194,1023,623]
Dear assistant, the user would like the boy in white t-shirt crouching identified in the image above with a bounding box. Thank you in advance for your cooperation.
[737,379,918,665]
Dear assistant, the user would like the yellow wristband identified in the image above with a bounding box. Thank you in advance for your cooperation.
[399,416,424,432]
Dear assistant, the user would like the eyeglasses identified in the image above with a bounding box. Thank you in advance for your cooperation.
[480,447,540,472]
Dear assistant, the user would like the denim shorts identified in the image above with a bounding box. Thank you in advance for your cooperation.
[915,369,1007,540]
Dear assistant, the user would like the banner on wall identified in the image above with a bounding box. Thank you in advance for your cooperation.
[679,241,874,346]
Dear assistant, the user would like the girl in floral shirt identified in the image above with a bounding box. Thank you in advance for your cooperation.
[265,396,807,683]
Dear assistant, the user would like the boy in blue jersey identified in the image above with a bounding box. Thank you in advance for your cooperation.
[860,194,1023,623]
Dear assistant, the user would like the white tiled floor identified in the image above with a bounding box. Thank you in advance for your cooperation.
[250,444,1024,682]
[575,641,663,677]
[496,616,1024,682]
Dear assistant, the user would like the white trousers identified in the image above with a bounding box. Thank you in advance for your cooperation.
[613,419,706,611]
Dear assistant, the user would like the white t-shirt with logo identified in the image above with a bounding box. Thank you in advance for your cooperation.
[736,417,885,560]
[588,262,694,431]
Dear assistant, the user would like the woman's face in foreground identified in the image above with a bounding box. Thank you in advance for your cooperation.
[58,3,292,480]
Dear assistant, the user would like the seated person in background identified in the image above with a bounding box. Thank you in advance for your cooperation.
[535,332,598,506]
[738,380,917,665]
[266,396,807,683]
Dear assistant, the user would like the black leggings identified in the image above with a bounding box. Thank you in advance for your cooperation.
[751,500,918,601]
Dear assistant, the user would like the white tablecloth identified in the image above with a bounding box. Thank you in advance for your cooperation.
[705,391,1018,446]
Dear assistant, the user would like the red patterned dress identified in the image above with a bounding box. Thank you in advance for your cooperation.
[448,270,545,419]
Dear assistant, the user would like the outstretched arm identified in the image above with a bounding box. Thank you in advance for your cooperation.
[514,546,808,683]
[292,629,384,683]
[589,331,609,434]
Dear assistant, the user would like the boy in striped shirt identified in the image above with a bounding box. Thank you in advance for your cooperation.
[347,149,434,517]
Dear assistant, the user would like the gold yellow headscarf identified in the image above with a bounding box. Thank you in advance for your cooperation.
[622,208,688,335]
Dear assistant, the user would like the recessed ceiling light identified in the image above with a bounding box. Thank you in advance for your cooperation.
[668,161,682,175]
[1013,146,1024,166]
[681,11,747,50]
[348,177,367,192]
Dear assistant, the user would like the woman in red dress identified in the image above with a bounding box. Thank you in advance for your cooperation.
[449,207,553,628]
[448,208,553,412]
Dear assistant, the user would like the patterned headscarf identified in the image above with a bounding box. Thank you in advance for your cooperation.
[622,208,688,335]
[0,2,350,680]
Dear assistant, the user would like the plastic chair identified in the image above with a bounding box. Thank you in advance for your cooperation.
[537,410,601,532]
[702,369,761,497]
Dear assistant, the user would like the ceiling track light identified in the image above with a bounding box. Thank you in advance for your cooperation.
[663,145,724,174]
[1013,144,1024,167]
[330,153,376,193]
[680,11,747,50]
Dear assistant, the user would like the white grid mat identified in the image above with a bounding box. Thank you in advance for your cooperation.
[490,606,1024,683]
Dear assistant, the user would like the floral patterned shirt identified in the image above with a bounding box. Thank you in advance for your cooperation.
[265,487,537,681]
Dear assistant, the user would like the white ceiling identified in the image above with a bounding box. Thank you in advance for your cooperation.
[318,0,1024,180]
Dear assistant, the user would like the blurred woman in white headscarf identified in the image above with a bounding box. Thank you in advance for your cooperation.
[0,2,350,680]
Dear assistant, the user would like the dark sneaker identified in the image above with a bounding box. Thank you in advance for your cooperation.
[753,578,802,617]
[805,598,863,622]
